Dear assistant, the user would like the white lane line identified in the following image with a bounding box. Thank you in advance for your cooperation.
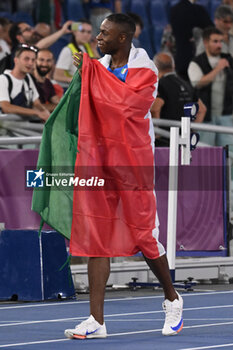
[1,322,233,348]
[180,343,233,350]
[0,300,89,310]
[1,317,232,325]
[0,317,85,327]
[0,339,69,348]
[109,321,233,336]
[0,312,160,327]
[0,321,23,323]
[107,318,233,322]
[0,290,233,310]
[1,304,233,328]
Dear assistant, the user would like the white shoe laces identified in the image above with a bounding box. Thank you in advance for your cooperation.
[163,299,182,324]
[75,316,96,329]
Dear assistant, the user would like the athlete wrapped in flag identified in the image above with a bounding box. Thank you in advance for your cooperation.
[70,44,165,259]
[32,13,183,338]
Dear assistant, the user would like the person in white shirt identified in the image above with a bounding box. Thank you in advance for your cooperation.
[188,26,233,146]
[0,44,50,121]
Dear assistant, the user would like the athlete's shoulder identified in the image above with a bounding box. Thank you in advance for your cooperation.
[128,45,158,75]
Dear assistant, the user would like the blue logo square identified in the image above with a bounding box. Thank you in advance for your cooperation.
[26,169,44,187]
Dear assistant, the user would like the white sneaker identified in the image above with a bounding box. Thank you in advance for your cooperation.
[64,315,107,339]
[162,292,183,336]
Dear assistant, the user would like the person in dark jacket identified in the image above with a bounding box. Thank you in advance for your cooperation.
[188,26,233,146]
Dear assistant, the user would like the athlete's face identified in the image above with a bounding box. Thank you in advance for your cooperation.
[204,34,223,56]
[96,19,123,55]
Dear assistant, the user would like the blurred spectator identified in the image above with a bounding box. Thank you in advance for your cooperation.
[6,20,72,70]
[223,0,233,4]
[9,20,72,49]
[223,0,233,35]
[44,55,64,98]
[0,44,50,121]
[188,27,233,146]
[151,52,206,147]
[9,22,34,49]
[54,19,98,85]
[196,5,233,56]
[0,18,11,61]
[83,0,122,36]
[170,0,213,80]
[32,48,60,112]
[31,23,52,44]
[126,12,143,48]
[161,24,176,56]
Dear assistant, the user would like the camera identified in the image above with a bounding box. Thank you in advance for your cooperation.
[71,22,83,31]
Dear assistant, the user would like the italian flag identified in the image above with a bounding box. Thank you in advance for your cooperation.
[32,50,160,259]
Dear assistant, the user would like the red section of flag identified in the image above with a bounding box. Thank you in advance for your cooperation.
[70,54,160,258]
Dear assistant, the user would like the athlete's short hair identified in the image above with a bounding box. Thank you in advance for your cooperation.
[106,13,136,40]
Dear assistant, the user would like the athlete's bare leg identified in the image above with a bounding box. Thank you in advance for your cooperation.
[143,254,178,301]
[88,257,110,324]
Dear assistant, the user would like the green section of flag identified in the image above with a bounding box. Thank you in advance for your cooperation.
[32,71,81,240]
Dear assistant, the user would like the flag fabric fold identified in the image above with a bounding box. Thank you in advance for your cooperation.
[32,70,81,239]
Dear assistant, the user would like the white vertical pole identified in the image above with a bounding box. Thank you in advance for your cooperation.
[181,117,191,165]
[167,127,179,282]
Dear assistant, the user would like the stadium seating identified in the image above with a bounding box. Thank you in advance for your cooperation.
[139,25,155,58]
[122,0,132,13]
[0,12,13,20]
[149,0,169,26]
[169,0,180,6]
[63,0,85,21]
[148,0,169,54]
[11,11,34,26]
[196,0,210,11]
[130,0,150,26]
[151,24,165,56]
[209,0,222,20]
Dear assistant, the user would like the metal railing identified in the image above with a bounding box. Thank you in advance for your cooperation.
[0,135,42,145]
[153,119,233,135]
[2,114,233,144]
[0,113,43,142]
